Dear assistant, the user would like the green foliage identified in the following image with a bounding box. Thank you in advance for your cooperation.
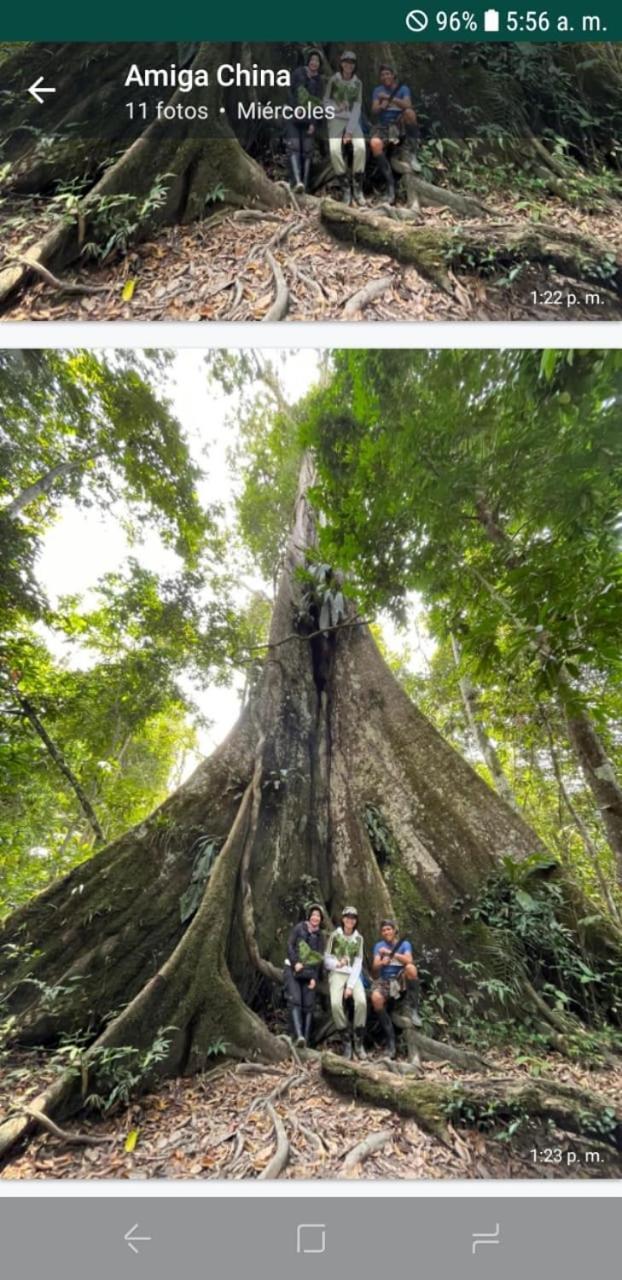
[0,350,252,913]
[302,348,622,914]
[363,804,399,869]
[179,835,221,923]
[56,1026,177,1113]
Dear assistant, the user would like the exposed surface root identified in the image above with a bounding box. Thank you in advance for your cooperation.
[3,1051,621,1180]
[4,192,620,321]
[320,199,622,298]
[321,1053,622,1162]
[342,1128,393,1174]
[258,1102,290,1180]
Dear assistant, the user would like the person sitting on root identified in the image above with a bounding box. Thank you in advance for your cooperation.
[324,50,366,207]
[284,902,325,1046]
[370,918,422,1058]
[324,905,368,1060]
[370,63,421,205]
[286,48,324,193]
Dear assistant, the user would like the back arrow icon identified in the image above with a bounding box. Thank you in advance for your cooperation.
[28,76,56,104]
[124,1224,152,1255]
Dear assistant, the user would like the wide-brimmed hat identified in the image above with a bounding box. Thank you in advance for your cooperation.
[341,905,359,919]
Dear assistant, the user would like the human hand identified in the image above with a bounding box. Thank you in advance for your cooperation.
[345,987,353,1000]
[343,132,352,144]
[309,978,316,990]
[294,962,303,972]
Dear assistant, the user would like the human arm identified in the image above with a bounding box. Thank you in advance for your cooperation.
[345,79,362,138]
[371,87,388,116]
[393,941,413,966]
[348,934,364,988]
[391,86,412,113]
[324,930,339,972]
[287,923,303,970]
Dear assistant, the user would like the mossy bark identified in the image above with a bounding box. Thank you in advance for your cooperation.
[320,200,622,298]
[321,1054,622,1163]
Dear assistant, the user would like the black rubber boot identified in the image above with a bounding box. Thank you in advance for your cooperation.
[341,174,353,206]
[303,1011,314,1046]
[353,1029,367,1060]
[378,154,396,204]
[302,158,312,192]
[291,1006,305,1046]
[352,174,366,206]
[378,1008,397,1058]
[290,153,304,193]
[405,978,423,1028]
[341,1031,353,1060]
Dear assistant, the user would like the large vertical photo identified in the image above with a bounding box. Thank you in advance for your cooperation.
[1,42,621,320]
[1,348,621,1181]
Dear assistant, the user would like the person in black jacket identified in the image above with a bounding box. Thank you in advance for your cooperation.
[286,48,324,192]
[284,902,325,1045]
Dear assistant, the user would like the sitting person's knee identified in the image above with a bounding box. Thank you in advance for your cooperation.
[404,962,418,980]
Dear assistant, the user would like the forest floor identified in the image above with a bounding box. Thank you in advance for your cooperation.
[2,186,621,322]
[2,1045,621,1181]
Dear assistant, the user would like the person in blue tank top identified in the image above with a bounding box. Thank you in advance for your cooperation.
[370,917,422,1057]
[370,63,421,204]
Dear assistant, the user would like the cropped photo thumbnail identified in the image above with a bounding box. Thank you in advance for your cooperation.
[0,42,621,320]
[0,347,621,1182]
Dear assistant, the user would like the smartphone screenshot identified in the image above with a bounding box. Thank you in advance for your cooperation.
[0,343,620,1267]
[1,0,621,1275]
[0,17,620,320]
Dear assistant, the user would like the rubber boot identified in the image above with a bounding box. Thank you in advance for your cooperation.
[341,1030,353,1060]
[303,1011,314,1047]
[290,153,304,193]
[378,1008,397,1058]
[353,1029,367,1060]
[352,173,366,207]
[341,173,353,206]
[291,1005,305,1046]
[405,978,423,1028]
[302,157,312,193]
[378,153,396,204]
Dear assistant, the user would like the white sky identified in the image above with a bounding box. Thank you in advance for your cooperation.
[36,349,431,776]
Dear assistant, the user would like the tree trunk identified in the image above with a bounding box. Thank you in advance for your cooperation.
[3,462,83,519]
[320,200,622,298]
[562,690,622,889]
[0,453,619,1161]
[7,681,104,844]
[450,634,518,812]
[0,42,287,310]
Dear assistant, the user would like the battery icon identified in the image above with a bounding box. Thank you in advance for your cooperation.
[484,8,500,29]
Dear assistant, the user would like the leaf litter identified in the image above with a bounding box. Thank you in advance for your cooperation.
[1,1046,620,1181]
[2,192,620,323]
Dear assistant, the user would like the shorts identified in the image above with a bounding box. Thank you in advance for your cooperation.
[371,122,403,146]
[371,976,403,1001]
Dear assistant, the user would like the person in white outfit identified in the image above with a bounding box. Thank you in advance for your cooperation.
[324,51,366,206]
[324,905,368,1059]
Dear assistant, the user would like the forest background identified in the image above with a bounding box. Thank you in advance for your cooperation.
[2,347,621,922]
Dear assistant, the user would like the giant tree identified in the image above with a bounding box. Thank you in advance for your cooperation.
[2,371,621,1162]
